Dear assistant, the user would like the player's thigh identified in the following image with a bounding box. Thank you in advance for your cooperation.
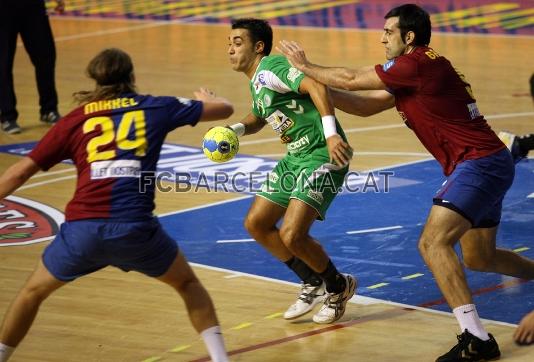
[281,198,320,236]
[420,205,472,248]
[290,161,346,221]
[246,195,286,228]
[156,251,197,288]
[459,227,497,262]
[22,259,66,298]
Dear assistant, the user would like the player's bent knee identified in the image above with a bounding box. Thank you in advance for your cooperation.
[417,236,443,261]
[417,237,432,255]
[244,213,271,238]
[279,226,304,253]
[19,284,54,304]
[244,213,259,233]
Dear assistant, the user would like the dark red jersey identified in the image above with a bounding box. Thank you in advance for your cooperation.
[375,46,505,175]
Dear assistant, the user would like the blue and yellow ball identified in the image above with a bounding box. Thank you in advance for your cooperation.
[202,126,239,163]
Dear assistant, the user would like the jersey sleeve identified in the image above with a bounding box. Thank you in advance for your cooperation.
[263,56,305,94]
[164,97,204,132]
[28,122,71,171]
[375,56,419,91]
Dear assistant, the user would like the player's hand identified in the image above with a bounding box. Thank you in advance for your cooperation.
[514,311,534,345]
[326,135,353,167]
[194,87,218,102]
[276,40,309,70]
[55,0,65,14]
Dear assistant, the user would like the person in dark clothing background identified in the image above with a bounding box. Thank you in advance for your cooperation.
[0,0,65,134]
[498,72,534,161]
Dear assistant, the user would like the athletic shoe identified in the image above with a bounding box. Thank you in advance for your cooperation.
[498,131,523,162]
[1,119,21,134]
[283,282,326,320]
[436,330,501,362]
[312,274,356,324]
[40,111,61,124]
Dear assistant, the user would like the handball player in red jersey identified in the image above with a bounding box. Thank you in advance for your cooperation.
[0,48,231,362]
[279,4,534,361]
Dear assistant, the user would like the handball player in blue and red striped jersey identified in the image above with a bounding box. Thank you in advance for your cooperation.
[0,48,231,362]
[279,4,534,361]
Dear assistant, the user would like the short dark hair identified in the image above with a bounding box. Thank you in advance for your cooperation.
[530,73,534,98]
[231,18,273,55]
[385,4,431,46]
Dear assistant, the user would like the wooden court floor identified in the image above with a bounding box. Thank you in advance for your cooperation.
[1,17,534,361]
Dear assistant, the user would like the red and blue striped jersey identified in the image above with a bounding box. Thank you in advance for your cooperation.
[29,93,203,221]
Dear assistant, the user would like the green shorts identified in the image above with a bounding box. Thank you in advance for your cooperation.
[257,154,347,220]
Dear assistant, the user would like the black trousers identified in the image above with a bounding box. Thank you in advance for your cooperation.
[0,0,58,121]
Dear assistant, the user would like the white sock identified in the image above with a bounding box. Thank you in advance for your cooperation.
[0,343,15,362]
[200,325,228,362]
[453,304,490,341]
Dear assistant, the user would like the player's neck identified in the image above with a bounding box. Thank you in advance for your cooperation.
[245,55,264,79]
[404,45,417,55]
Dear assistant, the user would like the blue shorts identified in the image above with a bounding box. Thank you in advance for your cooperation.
[433,149,515,228]
[43,218,178,281]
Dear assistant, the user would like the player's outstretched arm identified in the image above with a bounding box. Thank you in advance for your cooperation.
[277,40,385,91]
[331,89,395,117]
[0,157,41,199]
[194,87,234,122]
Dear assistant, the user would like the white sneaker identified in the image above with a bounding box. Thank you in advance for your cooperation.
[312,274,356,324]
[283,282,326,320]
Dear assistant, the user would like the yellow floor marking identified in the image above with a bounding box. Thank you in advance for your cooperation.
[402,273,424,280]
[169,344,191,353]
[265,312,283,319]
[231,322,253,330]
[367,282,389,289]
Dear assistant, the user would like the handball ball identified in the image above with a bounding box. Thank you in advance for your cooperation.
[202,126,239,163]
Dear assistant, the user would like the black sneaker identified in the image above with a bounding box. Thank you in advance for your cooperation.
[40,111,61,124]
[436,330,501,362]
[517,134,534,158]
[1,119,21,134]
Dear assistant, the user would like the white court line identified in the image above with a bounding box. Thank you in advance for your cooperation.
[18,21,167,46]
[216,238,254,243]
[346,225,403,235]
[17,175,76,190]
[240,111,534,147]
[31,167,76,178]
[528,193,534,198]
[189,261,517,327]
[486,111,534,120]
[240,124,404,146]
[259,151,430,158]
[364,157,435,173]
[157,194,253,217]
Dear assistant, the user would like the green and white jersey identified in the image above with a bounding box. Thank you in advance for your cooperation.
[249,55,346,158]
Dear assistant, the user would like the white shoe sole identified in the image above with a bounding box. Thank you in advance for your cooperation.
[312,276,357,324]
[283,295,326,320]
